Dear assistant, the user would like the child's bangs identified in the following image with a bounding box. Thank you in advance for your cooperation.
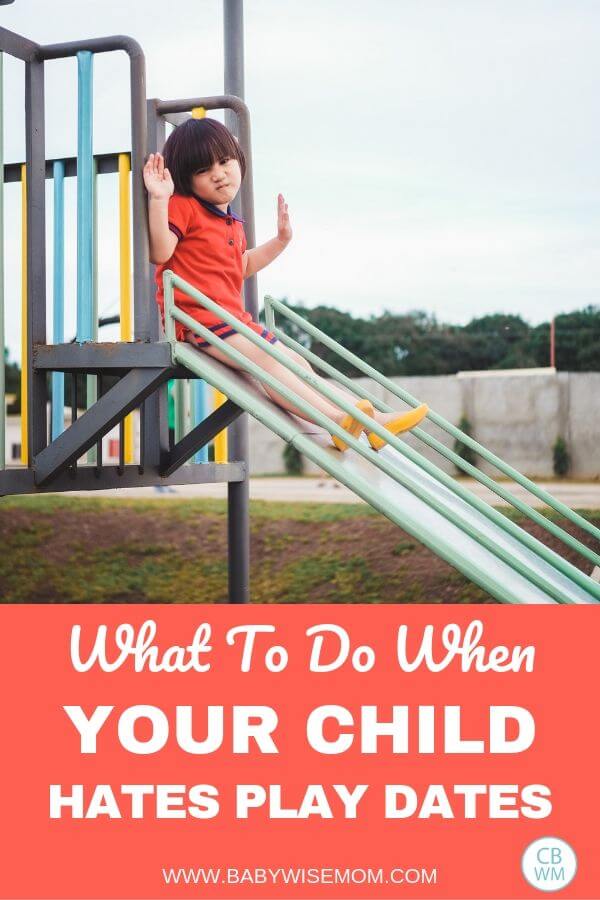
[194,129,239,169]
[190,119,246,177]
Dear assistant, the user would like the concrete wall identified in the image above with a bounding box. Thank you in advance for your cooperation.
[248,370,600,478]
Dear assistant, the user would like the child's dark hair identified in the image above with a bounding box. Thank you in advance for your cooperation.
[162,118,246,195]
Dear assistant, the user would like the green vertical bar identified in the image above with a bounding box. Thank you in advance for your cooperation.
[174,379,186,444]
[0,53,4,471]
[165,275,186,447]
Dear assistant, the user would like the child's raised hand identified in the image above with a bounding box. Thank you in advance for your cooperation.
[277,193,292,245]
[143,152,174,201]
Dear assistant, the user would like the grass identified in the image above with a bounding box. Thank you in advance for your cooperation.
[2,493,598,522]
[0,496,598,604]
[0,497,381,603]
[0,494,381,522]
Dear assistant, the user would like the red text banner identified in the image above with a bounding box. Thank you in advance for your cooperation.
[0,605,598,899]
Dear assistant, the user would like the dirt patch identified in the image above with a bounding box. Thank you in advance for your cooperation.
[0,499,598,604]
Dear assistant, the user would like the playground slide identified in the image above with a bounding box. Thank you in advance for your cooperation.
[174,342,600,606]
[330,439,597,605]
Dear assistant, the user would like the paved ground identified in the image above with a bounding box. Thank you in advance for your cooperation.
[66,475,600,508]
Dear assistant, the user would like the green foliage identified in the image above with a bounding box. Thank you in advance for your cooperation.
[2,305,598,415]
[453,416,478,471]
[274,301,600,377]
[553,436,570,477]
[549,307,600,371]
[282,442,304,476]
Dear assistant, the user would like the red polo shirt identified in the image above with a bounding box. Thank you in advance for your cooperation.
[155,192,251,341]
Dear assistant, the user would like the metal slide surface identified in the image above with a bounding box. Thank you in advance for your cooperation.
[325,438,598,605]
[175,344,599,605]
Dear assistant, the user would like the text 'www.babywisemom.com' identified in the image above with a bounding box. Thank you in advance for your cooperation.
[161,865,438,887]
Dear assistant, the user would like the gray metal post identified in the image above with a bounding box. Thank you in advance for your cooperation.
[39,37,150,341]
[224,0,251,603]
[144,98,170,470]
[25,54,48,463]
[128,47,152,343]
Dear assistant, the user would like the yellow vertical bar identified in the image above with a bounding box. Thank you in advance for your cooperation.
[213,389,228,462]
[192,106,228,462]
[20,164,27,464]
[118,152,133,463]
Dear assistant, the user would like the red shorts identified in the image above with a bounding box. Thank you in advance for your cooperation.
[185,319,278,349]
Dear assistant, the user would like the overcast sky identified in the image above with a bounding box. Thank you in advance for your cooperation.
[1,0,599,358]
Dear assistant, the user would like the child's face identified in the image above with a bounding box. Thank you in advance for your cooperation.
[191,156,242,209]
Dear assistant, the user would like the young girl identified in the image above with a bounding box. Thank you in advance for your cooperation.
[144,118,428,451]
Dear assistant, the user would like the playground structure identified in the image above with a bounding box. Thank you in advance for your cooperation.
[0,4,599,605]
[0,5,257,602]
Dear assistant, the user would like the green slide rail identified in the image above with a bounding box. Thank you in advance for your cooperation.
[163,270,600,606]
[264,297,600,557]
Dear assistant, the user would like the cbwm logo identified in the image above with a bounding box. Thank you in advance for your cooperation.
[521,837,577,892]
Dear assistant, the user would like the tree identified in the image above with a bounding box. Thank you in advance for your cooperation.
[554,307,600,371]
[272,301,600,376]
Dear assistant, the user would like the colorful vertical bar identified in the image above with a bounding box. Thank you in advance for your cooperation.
[51,160,65,441]
[76,51,94,343]
[213,389,228,462]
[86,154,98,463]
[92,154,98,338]
[119,152,133,463]
[192,379,208,463]
[174,378,186,445]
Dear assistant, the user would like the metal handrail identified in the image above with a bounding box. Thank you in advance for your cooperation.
[266,325,600,599]
[265,296,600,549]
[163,270,599,604]
[268,321,600,574]
[175,339,541,605]
[35,34,150,342]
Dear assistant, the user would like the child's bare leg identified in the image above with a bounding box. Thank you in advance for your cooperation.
[276,344,359,408]
[276,345,414,428]
[201,335,361,425]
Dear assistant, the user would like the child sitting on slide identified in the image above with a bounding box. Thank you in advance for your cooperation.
[144,118,428,451]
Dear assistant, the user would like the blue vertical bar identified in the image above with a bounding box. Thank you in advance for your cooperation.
[86,154,98,463]
[92,153,98,337]
[51,160,65,440]
[76,51,93,343]
[192,379,209,463]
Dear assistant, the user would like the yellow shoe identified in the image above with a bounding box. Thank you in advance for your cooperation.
[367,403,429,450]
[331,399,374,452]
